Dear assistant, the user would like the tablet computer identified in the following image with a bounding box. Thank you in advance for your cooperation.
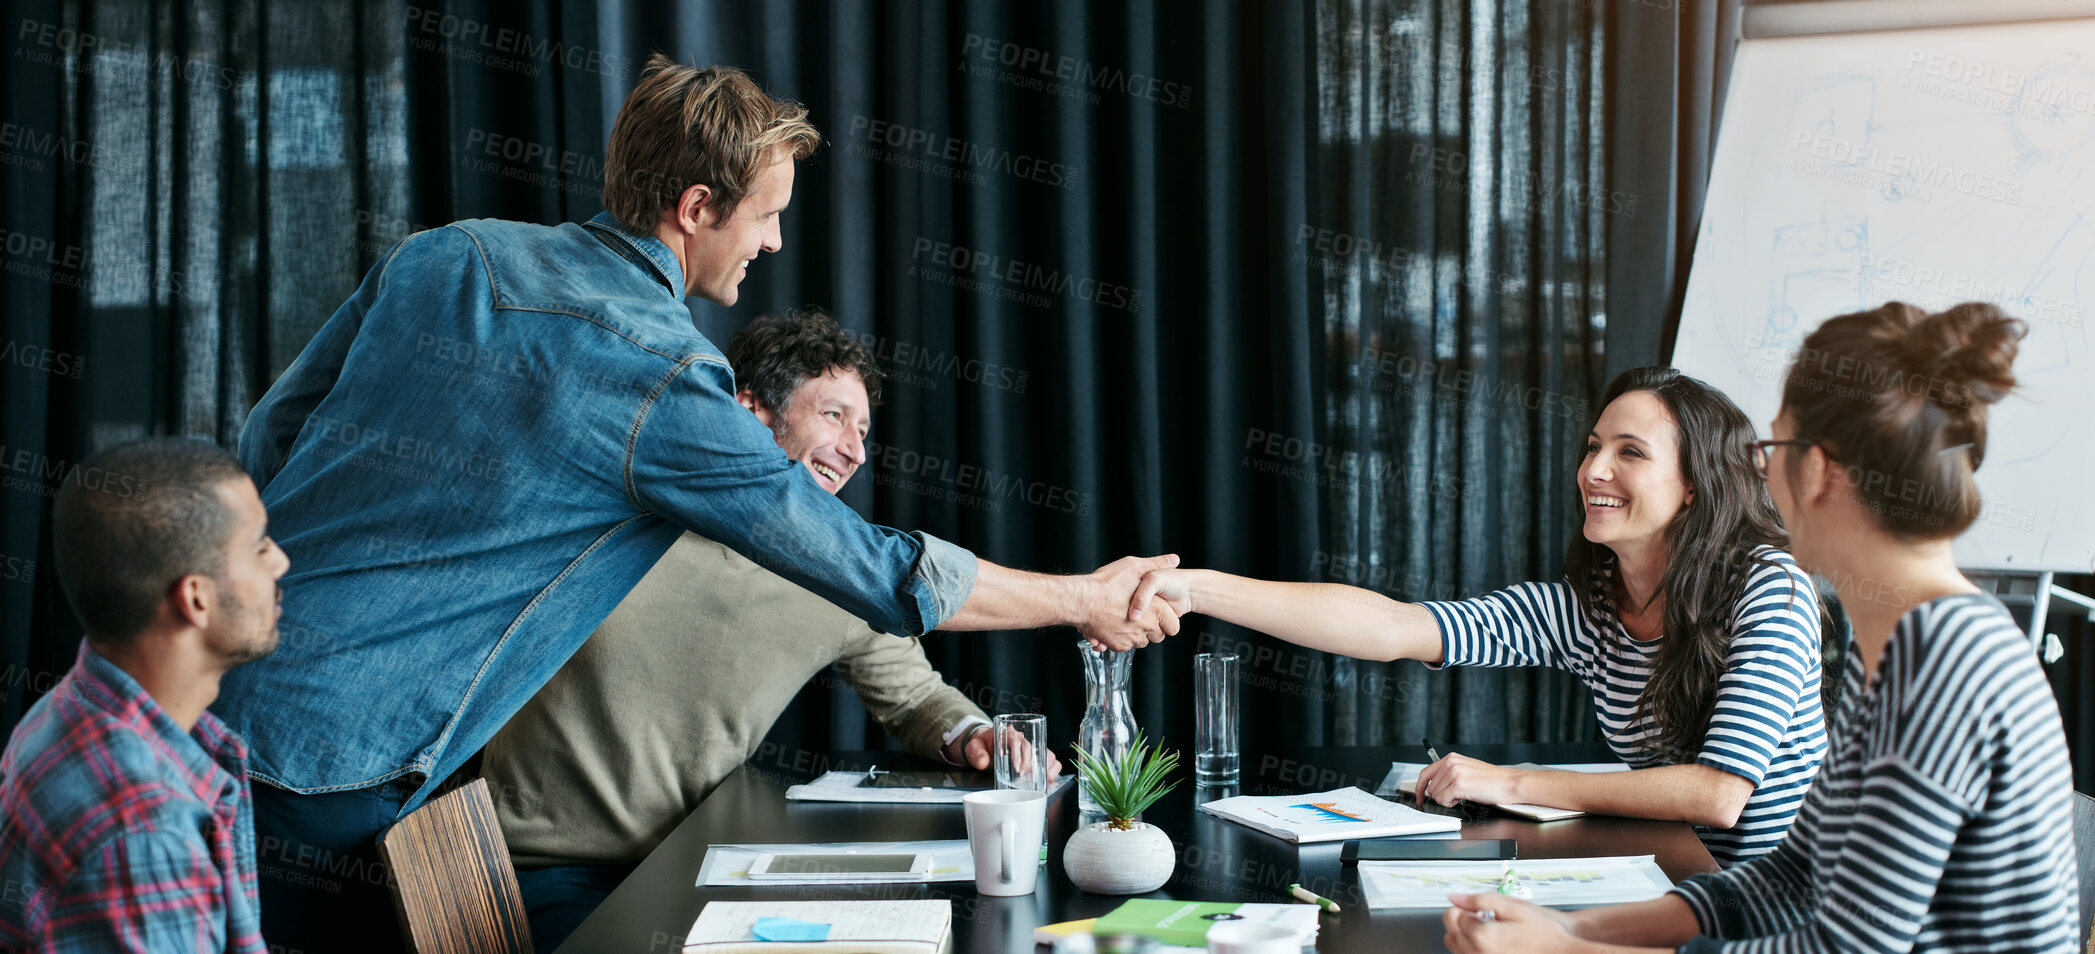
[1340,838,1516,863]
[859,769,992,791]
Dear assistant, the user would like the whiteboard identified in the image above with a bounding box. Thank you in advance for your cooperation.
[1673,16,2095,573]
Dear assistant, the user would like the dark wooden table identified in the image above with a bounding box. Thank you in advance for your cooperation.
[552,743,1717,953]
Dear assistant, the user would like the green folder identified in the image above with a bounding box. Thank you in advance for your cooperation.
[1091,900,1260,946]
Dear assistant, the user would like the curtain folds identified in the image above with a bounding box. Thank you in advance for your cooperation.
[3,0,1684,777]
[1308,0,1606,747]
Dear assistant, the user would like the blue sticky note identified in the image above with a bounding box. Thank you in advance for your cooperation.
[752,917,832,942]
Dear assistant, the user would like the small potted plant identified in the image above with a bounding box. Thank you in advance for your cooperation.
[1064,733,1180,894]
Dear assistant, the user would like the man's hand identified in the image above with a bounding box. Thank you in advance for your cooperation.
[951,724,1064,781]
[1442,893,1584,954]
[1414,753,1522,808]
[1077,554,1182,651]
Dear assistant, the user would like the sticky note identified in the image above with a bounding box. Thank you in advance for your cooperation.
[752,917,832,942]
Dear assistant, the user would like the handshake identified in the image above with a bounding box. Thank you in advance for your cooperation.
[1070,555,1200,652]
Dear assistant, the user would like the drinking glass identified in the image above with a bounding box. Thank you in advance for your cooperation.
[1194,653,1241,782]
[992,713,1049,793]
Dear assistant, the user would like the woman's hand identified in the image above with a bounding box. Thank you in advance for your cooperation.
[1129,567,1198,621]
[1415,753,1524,808]
[1442,893,1583,954]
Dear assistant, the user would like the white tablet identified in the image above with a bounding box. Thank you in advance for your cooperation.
[744,851,933,881]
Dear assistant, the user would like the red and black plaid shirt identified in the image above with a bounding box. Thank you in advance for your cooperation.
[0,643,264,952]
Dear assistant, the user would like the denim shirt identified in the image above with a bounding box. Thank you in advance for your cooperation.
[212,212,978,812]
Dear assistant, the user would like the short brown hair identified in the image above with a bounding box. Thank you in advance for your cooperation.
[602,55,822,231]
[52,438,249,647]
[1781,301,2025,539]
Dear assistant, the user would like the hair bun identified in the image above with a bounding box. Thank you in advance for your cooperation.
[1900,302,2025,407]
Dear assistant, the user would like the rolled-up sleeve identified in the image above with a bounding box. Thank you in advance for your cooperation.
[627,356,977,635]
[909,531,978,628]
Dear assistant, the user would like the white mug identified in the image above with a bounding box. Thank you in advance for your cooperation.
[962,789,1047,896]
[1206,921,1305,954]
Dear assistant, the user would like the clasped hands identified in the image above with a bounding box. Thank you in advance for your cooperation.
[1075,554,1183,651]
[1071,559,1198,652]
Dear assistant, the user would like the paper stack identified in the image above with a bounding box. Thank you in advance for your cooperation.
[1197,786,1462,843]
[682,900,950,953]
[1356,855,1673,909]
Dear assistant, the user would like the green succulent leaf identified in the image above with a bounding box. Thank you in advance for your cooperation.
[1071,732,1180,826]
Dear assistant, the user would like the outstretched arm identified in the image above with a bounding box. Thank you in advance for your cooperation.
[1127,568,1443,663]
[944,554,1183,650]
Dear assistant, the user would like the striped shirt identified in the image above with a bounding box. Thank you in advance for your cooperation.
[0,643,264,954]
[1673,594,2078,953]
[1422,547,1826,865]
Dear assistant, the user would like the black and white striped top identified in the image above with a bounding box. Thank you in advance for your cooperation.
[1673,594,2078,953]
[1422,548,1826,865]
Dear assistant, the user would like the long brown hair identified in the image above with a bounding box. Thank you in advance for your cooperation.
[1563,367,1791,764]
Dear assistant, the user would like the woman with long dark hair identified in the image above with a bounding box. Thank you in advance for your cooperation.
[1132,367,1827,865]
[1438,303,2077,953]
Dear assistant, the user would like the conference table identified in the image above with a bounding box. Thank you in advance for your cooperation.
[552,743,1718,953]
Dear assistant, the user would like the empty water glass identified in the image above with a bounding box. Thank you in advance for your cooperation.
[993,713,1049,793]
[1194,653,1240,782]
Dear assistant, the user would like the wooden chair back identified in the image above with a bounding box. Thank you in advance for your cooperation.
[376,777,535,954]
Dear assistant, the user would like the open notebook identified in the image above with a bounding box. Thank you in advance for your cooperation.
[1197,786,1462,843]
[1376,762,1630,822]
[682,900,950,954]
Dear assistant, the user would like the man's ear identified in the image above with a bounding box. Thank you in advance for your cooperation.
[675,183,714,233]
[736,388,775,427]
[170,574,212,630]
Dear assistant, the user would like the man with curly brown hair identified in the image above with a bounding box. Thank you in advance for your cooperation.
[484,307,1062,950]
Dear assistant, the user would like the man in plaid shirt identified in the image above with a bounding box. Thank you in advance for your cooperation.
[1,439,288,952]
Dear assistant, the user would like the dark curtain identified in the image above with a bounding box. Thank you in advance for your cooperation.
[4,0,1703,786]
[1605,0,1741,365]
[0,0,615,731]
[1305,0,1608,749]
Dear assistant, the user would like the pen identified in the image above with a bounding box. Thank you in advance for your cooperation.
[1289,883,1341,913]
[1420,738,1487,819]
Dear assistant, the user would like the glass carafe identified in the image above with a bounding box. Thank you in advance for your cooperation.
[1075,642,1138,814]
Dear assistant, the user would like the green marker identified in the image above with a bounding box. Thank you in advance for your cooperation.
[1289,883,1341,913]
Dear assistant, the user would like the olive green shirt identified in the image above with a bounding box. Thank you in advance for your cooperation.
[485,532,986,866]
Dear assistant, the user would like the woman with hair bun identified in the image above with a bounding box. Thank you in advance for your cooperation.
[1442,302,2078,954]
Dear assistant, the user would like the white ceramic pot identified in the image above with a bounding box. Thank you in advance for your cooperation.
[1062,820,1175,894]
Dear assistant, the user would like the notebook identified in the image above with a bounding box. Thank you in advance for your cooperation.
[681,900,950,954]
[1376,761,1630,822]
[1196,786,1462,843]
[1091,900,1322,947]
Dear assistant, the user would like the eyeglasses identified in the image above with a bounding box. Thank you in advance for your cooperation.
[1747,439,1817,479]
